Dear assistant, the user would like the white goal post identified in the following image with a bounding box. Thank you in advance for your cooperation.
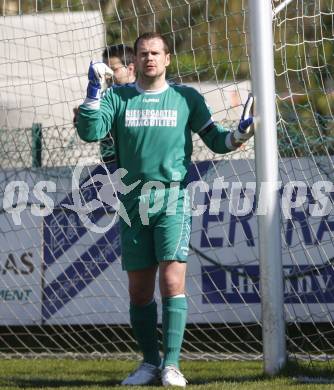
[0,0,333,373]
[249,0,286,375]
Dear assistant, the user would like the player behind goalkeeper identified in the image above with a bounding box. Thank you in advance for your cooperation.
[76,32,254,387]
[99,44,136,163]
[74,44,136,162]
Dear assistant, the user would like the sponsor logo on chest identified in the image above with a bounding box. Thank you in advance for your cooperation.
[125,109,178,127]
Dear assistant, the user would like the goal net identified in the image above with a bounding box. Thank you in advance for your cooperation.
[0,0,333,363]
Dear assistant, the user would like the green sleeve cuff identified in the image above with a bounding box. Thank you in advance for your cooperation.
[199,122,231,154]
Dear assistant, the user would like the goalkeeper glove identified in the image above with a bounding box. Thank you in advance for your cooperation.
[233,93,254,143]
[86,61,114,100]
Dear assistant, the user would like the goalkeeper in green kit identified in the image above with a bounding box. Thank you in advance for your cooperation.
[77,32,254,387]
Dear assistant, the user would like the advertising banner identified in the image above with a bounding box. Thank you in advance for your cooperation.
[0,158,333,324]
[0,211,42,325]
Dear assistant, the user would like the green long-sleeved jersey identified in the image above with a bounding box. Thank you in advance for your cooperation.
[77,82,231,187]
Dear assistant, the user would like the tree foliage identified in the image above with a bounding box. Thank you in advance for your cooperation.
[1,0,333,155]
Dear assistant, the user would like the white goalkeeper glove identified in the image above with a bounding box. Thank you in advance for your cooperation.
[233,93,254,143]
[86,61,114,100]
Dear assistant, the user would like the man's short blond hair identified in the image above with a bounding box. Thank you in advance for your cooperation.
[134,32,170,54]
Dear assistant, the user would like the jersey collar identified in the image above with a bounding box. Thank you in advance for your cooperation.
[135,81,169,95]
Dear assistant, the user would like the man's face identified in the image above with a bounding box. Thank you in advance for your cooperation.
[135,38,170,80]
[107,56,133,84]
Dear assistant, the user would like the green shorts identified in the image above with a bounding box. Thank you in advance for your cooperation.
[120,187,191,271]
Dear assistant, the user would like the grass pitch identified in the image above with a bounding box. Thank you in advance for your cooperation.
[0,359,333,389]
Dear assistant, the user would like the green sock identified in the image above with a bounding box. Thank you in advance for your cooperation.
[162,296,188,369]
[130,300,161,367]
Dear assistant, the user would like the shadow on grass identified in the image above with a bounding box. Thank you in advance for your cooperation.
[0,377,120,388]
[186,359,334,385]
[2,373,267,388]
[3,360,334,388]
[188,375,266,385]
[183,361,265,385]
[279,359,334,380]
[4,376,267,388]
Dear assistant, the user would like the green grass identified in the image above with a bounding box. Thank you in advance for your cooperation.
[0,359,333,389]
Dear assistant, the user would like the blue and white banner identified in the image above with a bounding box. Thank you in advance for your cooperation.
[0,158,333,325]
[42,164,127,325]
[0,211,42,325]
[186,158,334,323]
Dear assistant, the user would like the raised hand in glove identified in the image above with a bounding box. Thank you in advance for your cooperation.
[86,61,114,100]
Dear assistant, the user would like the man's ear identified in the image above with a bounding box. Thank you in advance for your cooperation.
[165,53,171,67]
[127,63,135,73]
[127,63,136,81]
